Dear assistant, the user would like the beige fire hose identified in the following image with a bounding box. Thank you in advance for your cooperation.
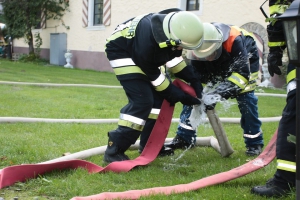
[206,109,234,157]
[41,136,220,164]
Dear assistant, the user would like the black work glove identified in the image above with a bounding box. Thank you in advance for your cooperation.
[179,93,201,106]
[203,93,218,111]
[267,48,283,77]
[162,84,201,106]
[190,80,203,99]
[205,103,216,111]
[212,81,241,100]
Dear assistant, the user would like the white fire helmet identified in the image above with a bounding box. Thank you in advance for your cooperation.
[191,23,223,61]
[161,11,204,50]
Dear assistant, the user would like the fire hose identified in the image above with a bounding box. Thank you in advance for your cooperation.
[0,80,278,199]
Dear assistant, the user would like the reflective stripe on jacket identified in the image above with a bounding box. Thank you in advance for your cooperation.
[105,13,196,95]
[224,26,257,93]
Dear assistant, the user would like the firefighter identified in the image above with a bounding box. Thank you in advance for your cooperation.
[164,22,264,156]
[251,0,296,197]
[103,10,204,163]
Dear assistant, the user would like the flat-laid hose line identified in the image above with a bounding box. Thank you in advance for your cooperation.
[0,80,280,199]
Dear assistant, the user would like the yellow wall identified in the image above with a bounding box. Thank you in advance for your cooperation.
[13,0,268,52]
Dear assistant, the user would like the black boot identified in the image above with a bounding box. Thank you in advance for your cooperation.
[103,131,131,163]
[251,177,295,197]
[158,146,174,156]
[245,144,263,156]
[164,134,194,150]
[138,145,174,157]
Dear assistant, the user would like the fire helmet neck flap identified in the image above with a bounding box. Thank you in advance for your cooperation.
[188,23,223,61]
[151,11,204,50]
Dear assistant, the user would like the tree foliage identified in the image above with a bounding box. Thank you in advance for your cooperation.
[2,0,69,55]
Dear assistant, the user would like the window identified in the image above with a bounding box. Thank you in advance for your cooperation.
[87,0,106,30]
[186,0,199,11]
[178,0,202,15]
[35,11,42,29]
[33,10,46,29]
[93,0,103,25]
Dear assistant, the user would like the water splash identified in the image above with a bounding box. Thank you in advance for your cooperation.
[185,54,249,150]
[173,145,193,162]
[189,85,225,130]
[189,103,206,130]
[218,99,236,112]
[202,93,222,105]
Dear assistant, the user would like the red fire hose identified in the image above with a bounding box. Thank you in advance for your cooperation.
[0,79,276,199]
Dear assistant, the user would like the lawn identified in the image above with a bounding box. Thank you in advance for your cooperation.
[0,59,294,200]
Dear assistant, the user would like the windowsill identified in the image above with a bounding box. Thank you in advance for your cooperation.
[86,25,106,31]
[188,10,202,15]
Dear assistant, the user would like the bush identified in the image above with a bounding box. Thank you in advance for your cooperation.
[18,53,49,64]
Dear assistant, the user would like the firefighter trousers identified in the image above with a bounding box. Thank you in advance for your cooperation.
[274,89,296,185]
[111,79,164,150]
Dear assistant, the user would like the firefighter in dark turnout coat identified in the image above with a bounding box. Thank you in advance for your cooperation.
[103,9,204,163]
[165,22,264,156]
[251,0,296,197]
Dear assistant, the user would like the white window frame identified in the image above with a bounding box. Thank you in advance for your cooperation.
[87,0,105,31]
[178,0,203,15]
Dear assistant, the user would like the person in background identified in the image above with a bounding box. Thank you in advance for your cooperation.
[164,22,264,156]
[251,0,296,197]
[103,9,204,163]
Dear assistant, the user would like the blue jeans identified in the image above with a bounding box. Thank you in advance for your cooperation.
[177,91,263,147]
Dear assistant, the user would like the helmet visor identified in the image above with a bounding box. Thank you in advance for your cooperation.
[186,45,222,61]
[197,45,222,61]
[190,26,223,60]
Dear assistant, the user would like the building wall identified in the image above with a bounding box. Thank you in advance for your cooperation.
[12,0,269,72]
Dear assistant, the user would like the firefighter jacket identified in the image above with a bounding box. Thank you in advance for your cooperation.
[268,0,296,93]
[105,13,200,98]
[267,0,293,50]
[191,23,258,99]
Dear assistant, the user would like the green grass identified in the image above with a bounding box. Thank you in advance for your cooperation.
[0,60,119,85]
[0,59,294,199]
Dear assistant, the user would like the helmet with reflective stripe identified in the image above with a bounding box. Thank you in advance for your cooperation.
[192,23,223,60]
[162,11,204,50]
